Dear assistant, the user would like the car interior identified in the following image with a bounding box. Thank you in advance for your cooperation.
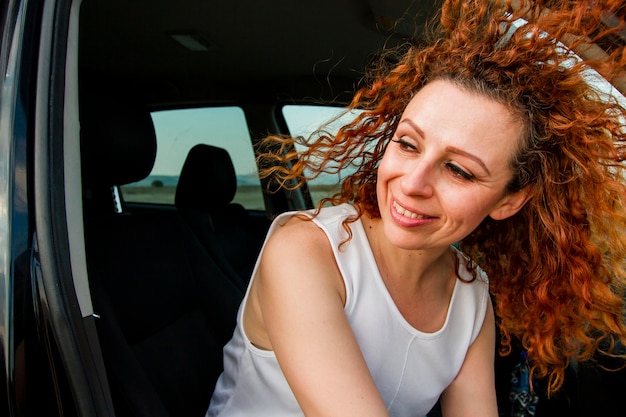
[42,0,625,416]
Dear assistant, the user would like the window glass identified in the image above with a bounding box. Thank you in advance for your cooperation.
[282,105,364,206]
[120,106,264,210]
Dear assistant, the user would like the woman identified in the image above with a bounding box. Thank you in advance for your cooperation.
[207,0,626,415]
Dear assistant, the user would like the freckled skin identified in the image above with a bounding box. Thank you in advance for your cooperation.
[376,79,529,253]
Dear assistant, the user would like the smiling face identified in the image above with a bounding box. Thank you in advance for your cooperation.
[376,79,529,251]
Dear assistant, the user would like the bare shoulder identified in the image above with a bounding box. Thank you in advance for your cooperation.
[266,214,329,251]
[259,214,341,285]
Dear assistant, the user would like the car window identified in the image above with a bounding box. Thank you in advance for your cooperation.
[282,105,364,206]
[120,106,265,210]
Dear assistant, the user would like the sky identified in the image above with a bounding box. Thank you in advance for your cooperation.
[150,106,255,176]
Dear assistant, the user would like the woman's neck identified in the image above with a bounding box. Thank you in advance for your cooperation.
[361,214,455,295]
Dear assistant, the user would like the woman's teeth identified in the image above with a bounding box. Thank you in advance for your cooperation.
[393,201,429,219]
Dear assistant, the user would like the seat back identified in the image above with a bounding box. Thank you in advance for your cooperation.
[175,144,270,289]
[81,93,243,417]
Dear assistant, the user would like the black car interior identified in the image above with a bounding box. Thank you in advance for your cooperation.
[80,89,246,417]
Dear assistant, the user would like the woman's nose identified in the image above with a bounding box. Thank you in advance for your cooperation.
[400,160,435,198]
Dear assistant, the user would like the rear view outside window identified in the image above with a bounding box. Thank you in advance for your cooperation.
[282,105,364,206]
[120,106,264,210]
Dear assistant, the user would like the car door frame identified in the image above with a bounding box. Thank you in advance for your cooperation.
[1,0,114,415]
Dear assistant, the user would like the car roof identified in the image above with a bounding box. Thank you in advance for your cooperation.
[78,0,442,106]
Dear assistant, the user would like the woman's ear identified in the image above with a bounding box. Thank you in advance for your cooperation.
[489,187,532,220]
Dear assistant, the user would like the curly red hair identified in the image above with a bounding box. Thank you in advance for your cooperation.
[259,0,626,394]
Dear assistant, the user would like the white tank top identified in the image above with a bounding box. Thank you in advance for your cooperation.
[207,204,490,417]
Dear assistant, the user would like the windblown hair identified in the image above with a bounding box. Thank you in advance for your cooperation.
[259,0,626,394]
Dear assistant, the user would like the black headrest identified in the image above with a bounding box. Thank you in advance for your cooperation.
[80,94,157,187]
[175,144,237,211]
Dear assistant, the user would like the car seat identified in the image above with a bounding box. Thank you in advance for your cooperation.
[175,144,270,290]
[80,91,243,417]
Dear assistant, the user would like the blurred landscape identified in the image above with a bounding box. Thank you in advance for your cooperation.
[121,179,340,210]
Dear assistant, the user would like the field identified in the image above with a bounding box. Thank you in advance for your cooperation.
[121,184,341,210]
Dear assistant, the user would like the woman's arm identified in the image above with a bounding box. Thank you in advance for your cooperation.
[254,216,390,417]
[439,300,498,417]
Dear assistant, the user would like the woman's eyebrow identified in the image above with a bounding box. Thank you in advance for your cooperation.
[399,119,491,175]
[445,146,491,175]
[399,119,425,138]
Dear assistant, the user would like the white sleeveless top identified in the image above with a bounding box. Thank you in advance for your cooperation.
[207,204,490,417]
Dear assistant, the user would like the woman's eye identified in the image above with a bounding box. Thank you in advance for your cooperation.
[391,137,417,151]
[445,162,474,181]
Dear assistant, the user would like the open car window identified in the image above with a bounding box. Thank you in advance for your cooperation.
[120,106,265,211]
